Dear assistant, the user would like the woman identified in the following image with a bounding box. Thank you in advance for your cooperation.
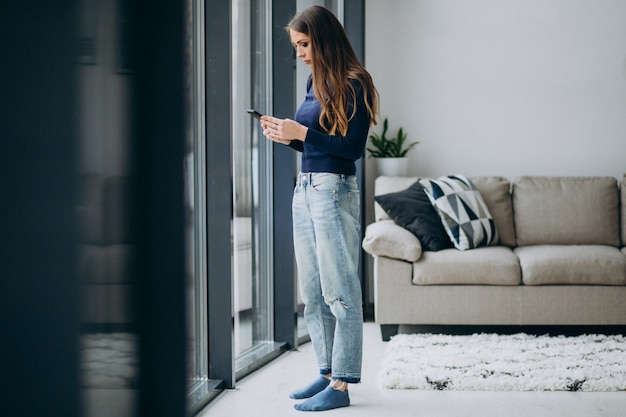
[260,5,378,412]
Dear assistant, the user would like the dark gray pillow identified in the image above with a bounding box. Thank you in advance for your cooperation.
[374,181,453,251]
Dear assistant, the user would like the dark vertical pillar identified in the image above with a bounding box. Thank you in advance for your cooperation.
[133,1,188,415]
[0,2,80,417]
[205,0,235,389]
[272,0,298,348]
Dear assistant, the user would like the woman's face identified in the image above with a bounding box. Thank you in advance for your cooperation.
[289,29,313,68]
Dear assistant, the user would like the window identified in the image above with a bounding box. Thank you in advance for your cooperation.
[232,0,282,376]
[77,0,138,415]
[185,0,213,408]
[187,0,356,413]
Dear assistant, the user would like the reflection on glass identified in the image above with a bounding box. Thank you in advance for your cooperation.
[232,0,274,365]
[77,0,138,416]
[233,0,257,358]
[185,0,209,398]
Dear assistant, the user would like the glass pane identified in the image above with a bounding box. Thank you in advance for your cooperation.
[185,0,213,405]
[232,0,252,357]
[232,0,274,363]
[77,0,138,415]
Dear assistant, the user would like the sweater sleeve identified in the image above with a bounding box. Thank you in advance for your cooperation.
[288,139,304,152]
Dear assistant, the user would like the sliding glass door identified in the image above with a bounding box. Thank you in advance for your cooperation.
[187,2,283,408]
[232,0,277,373]
[185,1,353,412]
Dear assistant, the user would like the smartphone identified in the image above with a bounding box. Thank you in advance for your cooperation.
[247,109,263,120]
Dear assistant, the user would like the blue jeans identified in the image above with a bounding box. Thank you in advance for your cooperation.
[292,172,363,383]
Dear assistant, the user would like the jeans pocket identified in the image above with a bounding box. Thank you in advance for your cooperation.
[347,190,360,219]
[311,173,338,193]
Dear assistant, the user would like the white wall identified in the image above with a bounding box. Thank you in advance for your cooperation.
[361,0,626,303]
[364,0,626,182]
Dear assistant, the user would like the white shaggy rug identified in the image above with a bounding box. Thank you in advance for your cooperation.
[378,333,626,391]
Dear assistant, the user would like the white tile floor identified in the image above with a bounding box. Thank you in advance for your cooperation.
[199,322,626,417]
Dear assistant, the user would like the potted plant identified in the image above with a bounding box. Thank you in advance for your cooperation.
[366,117,419,176]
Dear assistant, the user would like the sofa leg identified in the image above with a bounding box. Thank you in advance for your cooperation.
[380,324,399,341]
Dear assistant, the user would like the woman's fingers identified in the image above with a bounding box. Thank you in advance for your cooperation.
[259,116,293,144]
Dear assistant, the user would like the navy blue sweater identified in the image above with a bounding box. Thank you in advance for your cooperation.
[289,76,371,175]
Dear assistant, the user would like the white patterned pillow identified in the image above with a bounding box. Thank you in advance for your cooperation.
[419,175,498,250]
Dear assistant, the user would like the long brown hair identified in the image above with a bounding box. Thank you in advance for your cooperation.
[287,6,379,135]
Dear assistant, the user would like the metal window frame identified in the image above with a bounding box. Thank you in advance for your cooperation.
[271,0,299,350]
[205,0,235,391]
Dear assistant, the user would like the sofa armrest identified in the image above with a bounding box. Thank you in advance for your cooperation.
[362,220,422,262]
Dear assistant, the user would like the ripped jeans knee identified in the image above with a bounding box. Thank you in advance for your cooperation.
[323,294,350,310]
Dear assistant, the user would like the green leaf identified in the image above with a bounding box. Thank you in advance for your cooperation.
[366,117,419,158]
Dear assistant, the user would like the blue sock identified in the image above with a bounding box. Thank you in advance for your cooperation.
[294,385,350,412]
[289,376,330,399]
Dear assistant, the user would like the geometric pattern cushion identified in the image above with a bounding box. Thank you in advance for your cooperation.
[419,175,499,250]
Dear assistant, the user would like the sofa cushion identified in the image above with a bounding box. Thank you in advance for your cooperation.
[515,245,626,285]
[513,176,620,247]
[413,246,521,285]
[374,181,453,251]
[78,244,135,284]
[362,220,422,262]
[80,174,135,245]
[420,175,499,250]
[471,177,516,247]
[374,176,419,221]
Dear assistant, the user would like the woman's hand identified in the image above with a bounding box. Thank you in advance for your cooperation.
[260,116,308,145]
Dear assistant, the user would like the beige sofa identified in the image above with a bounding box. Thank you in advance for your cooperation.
[363,175,626,340]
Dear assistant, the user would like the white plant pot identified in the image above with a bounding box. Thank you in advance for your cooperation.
[376,157,408,177]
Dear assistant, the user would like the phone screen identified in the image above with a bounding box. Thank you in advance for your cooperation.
[247,109,263,120]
